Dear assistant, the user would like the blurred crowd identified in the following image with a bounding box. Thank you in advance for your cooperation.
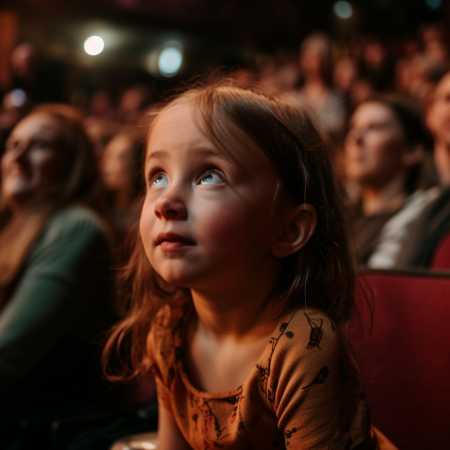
[1,20,450,448]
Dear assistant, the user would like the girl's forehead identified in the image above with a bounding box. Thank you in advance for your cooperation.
[146,96,276,177]
[148,100,194,139]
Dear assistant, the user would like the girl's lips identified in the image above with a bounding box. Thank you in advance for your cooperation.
[159,240,194,251]
[155,232,195,249]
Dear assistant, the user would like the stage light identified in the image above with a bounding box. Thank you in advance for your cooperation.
[425,0,441,9]
[84,36,104,56]
[10,89,27,107]
[334,1,353,19]
[158,47,182,77]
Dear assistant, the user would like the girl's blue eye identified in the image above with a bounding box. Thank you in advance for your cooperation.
[152,174,168,187]
[199,172,223,186]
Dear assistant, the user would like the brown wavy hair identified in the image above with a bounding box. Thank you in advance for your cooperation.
[102,76,355,382]
[0,104,107,305]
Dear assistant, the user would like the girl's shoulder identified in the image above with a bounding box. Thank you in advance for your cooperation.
[268,307,345,370]
[276,307,338,343]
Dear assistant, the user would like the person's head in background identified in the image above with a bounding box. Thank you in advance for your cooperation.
[362,41,387,74]
[0,104,106,297]
[118,85,153,125]
[360,39,391,91]
[420,23,448,67]
[10,43,37,85]
[345,96,428,215]
[1,104,103,216]
[333,57,359,96]
[299,32,331,85]
[88,90,115,119]
[100,132,143,225]
[426,71,450,187]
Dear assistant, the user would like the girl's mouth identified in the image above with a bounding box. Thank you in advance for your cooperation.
[155,232,195,250]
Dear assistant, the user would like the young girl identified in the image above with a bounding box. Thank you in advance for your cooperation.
[104,78,394,449]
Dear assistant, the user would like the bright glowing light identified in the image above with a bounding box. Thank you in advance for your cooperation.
[10,89,27,107]
[84,36,104,55]
[425,0,441,9]
[158,47,182,77]
[334,1,353,19]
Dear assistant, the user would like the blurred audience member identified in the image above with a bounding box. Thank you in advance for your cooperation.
[293,32,345,136]
[333,57,359,97]
[397,53,445,110]
[345,96,438,267]
[88,90,116,121]
[420,23,448,68]
[0,104,116,444]
[230,67,255,83]
[84,115,117,159]
[118,84,153,125]
[259,58,300,93]
[10,43,65,104]
[101,132,143,230]
[396,71,450,267]
[333,56,360,122]
[349,78,375,109]
[84,91,120,158]
[360,39,392,91]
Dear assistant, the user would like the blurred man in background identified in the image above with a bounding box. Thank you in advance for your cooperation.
[396,71,450,267]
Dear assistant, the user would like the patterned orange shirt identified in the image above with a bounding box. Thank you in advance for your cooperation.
[149,305,378,450]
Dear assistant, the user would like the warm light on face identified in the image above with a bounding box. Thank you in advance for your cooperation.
[334,1,353,19]
[158,47,183,77]
[84,36,105,56]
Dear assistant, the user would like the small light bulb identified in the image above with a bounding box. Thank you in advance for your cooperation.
[334,1,353,19]
[84,36,104,56]
[158,47,183,77]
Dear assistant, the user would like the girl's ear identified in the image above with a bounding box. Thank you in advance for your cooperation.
[272,204,317,258]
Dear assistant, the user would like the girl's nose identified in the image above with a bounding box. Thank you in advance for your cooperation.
[154,191,188,221]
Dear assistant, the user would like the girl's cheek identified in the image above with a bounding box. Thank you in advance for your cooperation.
[139,199,155,251]
[195,200,241,241]
[196,200,265,247]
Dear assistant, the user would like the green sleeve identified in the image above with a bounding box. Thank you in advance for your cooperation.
[0,207,112,391]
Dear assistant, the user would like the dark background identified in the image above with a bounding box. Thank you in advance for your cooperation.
[0,0,448,101]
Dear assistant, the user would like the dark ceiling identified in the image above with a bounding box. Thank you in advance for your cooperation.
[2,0,447,95]
[6,0,449,51]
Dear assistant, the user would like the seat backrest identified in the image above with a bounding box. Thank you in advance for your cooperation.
[431,231,450,269]
[350,270,450,450]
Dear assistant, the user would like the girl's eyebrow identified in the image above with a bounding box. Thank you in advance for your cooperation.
[147,147,223,162]
[147,149,168,161]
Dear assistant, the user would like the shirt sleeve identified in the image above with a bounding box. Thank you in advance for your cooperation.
[267,310,371,449]
[0,208,111,391]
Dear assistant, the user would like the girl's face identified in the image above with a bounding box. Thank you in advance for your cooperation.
[2,113,68,211]
[140,100,285,293]
[345,102,407,187]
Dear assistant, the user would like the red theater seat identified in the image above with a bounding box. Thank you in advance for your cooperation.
[431,232,450,269]
[350,269,450,450]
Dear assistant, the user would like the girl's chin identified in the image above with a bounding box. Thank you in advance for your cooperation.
[158,272,194,289]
